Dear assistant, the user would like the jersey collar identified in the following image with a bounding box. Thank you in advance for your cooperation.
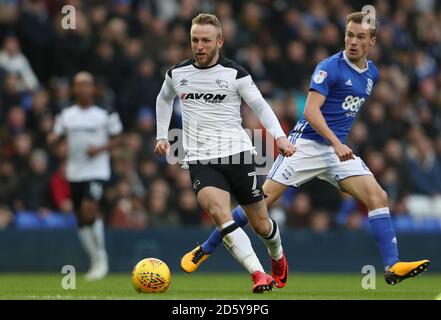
[342,51,369,73]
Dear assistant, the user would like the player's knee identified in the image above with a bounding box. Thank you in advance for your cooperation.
[367,187,389,209]
[262,189,276,207]
[249,217,272,237]
[378,189,389,207]
[77,214,95,227]
[206,204,229,220]
[77,203,98,226]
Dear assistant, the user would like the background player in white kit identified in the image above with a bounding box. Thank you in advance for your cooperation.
[48,72,123,281]
[154,13,295,293]
[182,12,429,286]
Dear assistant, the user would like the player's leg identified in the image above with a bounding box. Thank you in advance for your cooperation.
[335,168,429,284]
[185,163,274,292]
[200,179,288,254]
[196,186,274,292]
[241,199,288,288]
[338,175,399,266]
[230,157,288,289]
[181,179,289,273]
[81,199,108,280]
[74,181,108,281]
[181,140,318,274]
[70,182,97,277]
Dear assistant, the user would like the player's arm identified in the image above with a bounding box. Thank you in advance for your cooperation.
[47,113,65,146]
[237,77,295,157]
[88,110,124,157]
[154,74,177,156]
[47,132,61,145]
[87,134,123,157]
[303,90,354,161]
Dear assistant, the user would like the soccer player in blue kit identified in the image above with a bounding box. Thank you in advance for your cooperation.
[181,11,429,287]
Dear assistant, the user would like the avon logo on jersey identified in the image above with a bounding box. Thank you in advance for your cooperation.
[180,92,227,103]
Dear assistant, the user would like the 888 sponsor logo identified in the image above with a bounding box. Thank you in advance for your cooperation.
[342,95,365,116]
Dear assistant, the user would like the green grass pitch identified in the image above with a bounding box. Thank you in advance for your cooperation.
[0,273,440,300]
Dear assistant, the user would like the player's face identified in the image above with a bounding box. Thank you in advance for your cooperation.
[191,24,224,67]
[73,79,95,106]
[344,21,376,65]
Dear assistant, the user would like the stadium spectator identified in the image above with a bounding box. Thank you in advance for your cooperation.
[145,180,180,228]
[10,131,33,173]
[0,206,13,229]
[108,179,148,230]
[49,161,72,214]
[0,35,39,92]
[406,135,441,195]
[176,188,202,226]
[13,148,51,213]
[0,159,19,210]
[137,156,159,189]
[0,73,25,111]
[309,209,332,233]
[405,135,441,219]
[287,192,312,228]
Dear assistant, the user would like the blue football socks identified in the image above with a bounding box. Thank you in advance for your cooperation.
[368,207,399,269]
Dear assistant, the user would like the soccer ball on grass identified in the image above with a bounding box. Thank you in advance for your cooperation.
[131,258,171,293]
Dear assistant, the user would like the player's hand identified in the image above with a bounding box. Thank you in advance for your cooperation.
[332,142,354,162]
[276,136,296,157]
[154,139,170,156]
[46,133,59,145]
[87,146,102,157]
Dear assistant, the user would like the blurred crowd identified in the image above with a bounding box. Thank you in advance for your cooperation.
[0,0,440,232]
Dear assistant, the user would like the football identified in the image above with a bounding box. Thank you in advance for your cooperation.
[131,258,171,293]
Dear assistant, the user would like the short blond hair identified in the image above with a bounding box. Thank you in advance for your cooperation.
[191,13,222,38]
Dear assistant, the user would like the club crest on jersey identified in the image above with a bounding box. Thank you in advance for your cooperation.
[313,70,327,84]
[215,79,228,88]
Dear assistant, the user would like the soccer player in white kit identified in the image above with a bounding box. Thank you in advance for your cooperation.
[48,72,123,281]
[181,12,429,286]
[154,13,295,293]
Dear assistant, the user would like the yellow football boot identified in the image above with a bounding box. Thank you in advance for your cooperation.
[385,260,430,285]
[181,246,210,273]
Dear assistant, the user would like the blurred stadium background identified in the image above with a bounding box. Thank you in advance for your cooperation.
[0,0,440,274]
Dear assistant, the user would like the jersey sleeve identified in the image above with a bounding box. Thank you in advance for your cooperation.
[162,72,177,98]
[309,60,337,98]
[107,111,123,136]
[236,74,262,103]
[156,73,177,140]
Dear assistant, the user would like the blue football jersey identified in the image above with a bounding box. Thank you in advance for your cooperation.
[291,51,379,144]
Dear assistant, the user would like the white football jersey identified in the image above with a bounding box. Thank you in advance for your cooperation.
[53,105,123,182]
[161,56,263,161]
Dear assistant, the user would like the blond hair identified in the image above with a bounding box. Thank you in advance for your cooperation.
[191,13,222,38]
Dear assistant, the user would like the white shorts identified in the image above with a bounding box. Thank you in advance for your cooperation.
[267,137,372,189]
